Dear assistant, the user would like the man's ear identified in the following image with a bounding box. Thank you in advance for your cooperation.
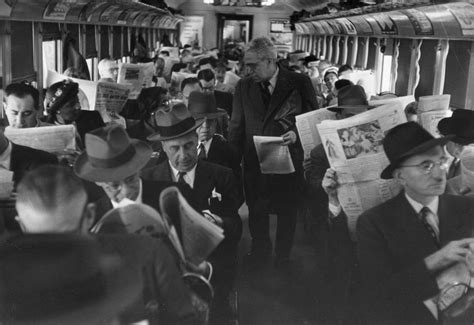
[81,203,97,232]
[393,168,406,185]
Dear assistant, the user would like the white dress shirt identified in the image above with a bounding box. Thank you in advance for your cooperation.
[405,193,440,237]
[169,162,197,189]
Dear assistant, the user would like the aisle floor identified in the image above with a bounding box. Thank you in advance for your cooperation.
[235,206,330,325]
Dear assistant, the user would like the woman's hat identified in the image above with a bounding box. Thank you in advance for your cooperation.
[438,109,474,145]
[148,103,204,141]
[44,79,79,113]
[74,124,152,182]
[0,234,141,325]
[187,91,227,119]
[328,85,373,113]
[380,122,454,179]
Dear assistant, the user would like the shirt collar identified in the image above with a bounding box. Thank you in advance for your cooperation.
[111,178,143,208]
[268,66,279,90]
[404,192,439,215]
[198,137,213,155]
[168,161,197,188]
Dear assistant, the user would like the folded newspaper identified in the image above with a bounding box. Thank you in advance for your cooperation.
[253,136,295,174]
[159,186,224,266]
[316,102,407,236]
[5,125,76,154]
[417,94,452,138]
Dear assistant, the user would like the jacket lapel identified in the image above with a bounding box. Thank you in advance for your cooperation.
[249,80,266,121]
[438,195,471,244]
[193,162,213,200]
[263,69,294,127]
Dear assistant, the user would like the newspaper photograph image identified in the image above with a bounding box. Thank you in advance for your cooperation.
[317,102,406,235]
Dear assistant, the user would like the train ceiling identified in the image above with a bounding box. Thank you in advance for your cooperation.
[0,0,183,29]
[294,1,474,40]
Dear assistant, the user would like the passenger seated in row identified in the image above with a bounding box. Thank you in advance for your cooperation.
[357,122,474,324]
[4,82,49,128]
[74,124,194,219]
[14,165,202,324]
[143,103,242,323]
[98,58,119,83]
[44,79,105,144]
[0,233,143,325]
[197,69,233,118]
[438,108,474,179]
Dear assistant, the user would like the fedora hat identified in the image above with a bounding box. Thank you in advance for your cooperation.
[380,122,454,179]
[148,103,204,141]
[0,234,141,325]
[438,109,474,145]
[188,91,227,119]
[328,84,373,113]
[44,79,79,114]
[74,124,152,182]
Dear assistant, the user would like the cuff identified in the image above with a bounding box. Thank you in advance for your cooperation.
[328,202,342,217]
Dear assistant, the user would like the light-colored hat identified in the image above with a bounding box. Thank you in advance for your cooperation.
[147,103,204,141]
[74,125,152,182]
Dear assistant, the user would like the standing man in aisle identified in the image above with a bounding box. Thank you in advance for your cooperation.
[229,37,318,267]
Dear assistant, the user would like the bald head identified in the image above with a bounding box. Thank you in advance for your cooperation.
[16,165,93,233]
[98,59,118,82]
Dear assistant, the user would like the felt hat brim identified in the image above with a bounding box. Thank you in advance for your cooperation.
[380,135,454,179]
[438,117,474,145]
[74,140,152,182]
[147,118,204,141]
[191,110,227,120]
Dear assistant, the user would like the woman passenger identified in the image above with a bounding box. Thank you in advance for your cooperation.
[44,79,105,146]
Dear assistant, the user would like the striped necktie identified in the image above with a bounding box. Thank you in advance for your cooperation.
[177,171,187,185]
[419,207,440,247]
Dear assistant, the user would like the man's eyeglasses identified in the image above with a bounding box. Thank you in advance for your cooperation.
[399,157,450,174]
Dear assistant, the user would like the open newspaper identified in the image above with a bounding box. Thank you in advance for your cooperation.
[317,103,407,235]
[159,186,224,266]
[417,94,452,137]
[117,62,155,99]
[0,169,13,199]
[295,107,337,159]
[5,125,76,154]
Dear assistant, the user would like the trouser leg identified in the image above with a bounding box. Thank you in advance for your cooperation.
[248,197,272,253]
[274,209,297,259]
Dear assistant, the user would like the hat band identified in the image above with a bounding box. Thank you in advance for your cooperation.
[88,145,136,169]
[158,117,195,137]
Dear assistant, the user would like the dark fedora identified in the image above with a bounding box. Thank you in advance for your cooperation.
[148,102,204,141]
[0,234,141,325]
[74,124,152,182]
[380,122,454,179]
[328,84,373,113]
[44,79,79,114]
[188,91,227,119]
[438,109,474,145]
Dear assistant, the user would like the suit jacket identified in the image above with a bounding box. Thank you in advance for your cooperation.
[74,110,105,143]
[10,143,58,185]
[214,90,233,117]
[229,68,318,208]
[140,160,242,244]
[357,192,474,324]
[206,135,241,179]
[95,234,198,324]
[304,144,330,221]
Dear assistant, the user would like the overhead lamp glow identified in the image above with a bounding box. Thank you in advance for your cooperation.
[261,0,275,5]
[203,0,214,3]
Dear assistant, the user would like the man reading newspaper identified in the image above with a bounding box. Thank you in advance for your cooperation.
[355,122,474,324]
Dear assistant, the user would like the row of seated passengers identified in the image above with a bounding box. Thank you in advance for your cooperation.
[0,78,243,323]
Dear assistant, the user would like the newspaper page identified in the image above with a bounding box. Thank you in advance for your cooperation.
[5,125,76,154]
[160,187,224,266]
[296,108,337,158]
[369,95,415,109]
[46,70,97,111]
[138,62,155,88]
[117,63,149,99]
[317,103,406,235]
[96,82,131,122]
[253,136,295,174]
[417,94,452,137]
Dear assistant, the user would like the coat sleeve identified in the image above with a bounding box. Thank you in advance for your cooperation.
[300,74,319,112]
[152,240,202,325]
[228,79,245,159]
[356,212,439,307]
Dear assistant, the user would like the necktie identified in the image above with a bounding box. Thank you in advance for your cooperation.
[448,158,460,179]
[419,207,440,247]
[198,142,207,160]
[261,81,271,108]
[177,171,187,185]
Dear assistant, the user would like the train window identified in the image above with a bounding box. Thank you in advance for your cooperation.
[42,39,62,76]
[444,41,471,109]
[11,21,34,83]
[415,40,437,98]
